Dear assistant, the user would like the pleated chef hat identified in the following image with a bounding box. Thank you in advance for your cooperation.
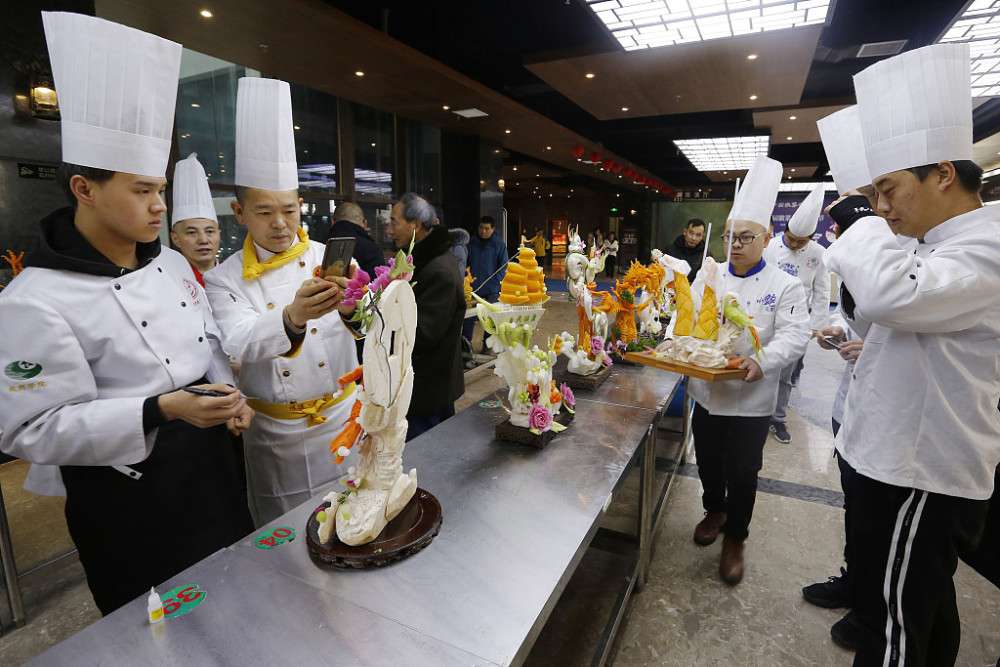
[854,43,972,180]
[171,153,218,226]
[727,155,782,227]
[787,184,825,237]
[42,12,182,177]
[817,106,872,193]
[235,78,298,191]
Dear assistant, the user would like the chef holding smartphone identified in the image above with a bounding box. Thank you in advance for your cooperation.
[205,78,360,526]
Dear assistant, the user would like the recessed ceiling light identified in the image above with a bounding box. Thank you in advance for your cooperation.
[200,9,213,18]
[371,143,376,147]
[747,54,759,60]
[786,136,793,140]
[749,95,758,101]
[546,146,552,150]
[505,129,511,134]
[442,105,450,111]
[585,73,595,79]
[294,125,300,130]
[181,133,190,138]
[791,168,796,172]
[513,167,518,171]
[585,2,831,51]
[190,103,200,108]
[355,71,365,77]
[535,174,540,177]
[453,108,488,118]
[622,106,629,112]
[789,115,797,120]
[673,135,770,171]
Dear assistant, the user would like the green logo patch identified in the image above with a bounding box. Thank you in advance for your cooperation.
[4,362,42,381]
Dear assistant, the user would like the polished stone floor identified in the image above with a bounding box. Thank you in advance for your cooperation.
[2,292,998,665]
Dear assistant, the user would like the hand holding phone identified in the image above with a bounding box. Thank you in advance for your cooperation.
[322,237,356,279]
[823,335,844,351]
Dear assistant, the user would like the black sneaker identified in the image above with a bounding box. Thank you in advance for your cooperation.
[770,421,791,443]
[802,568,850,608]
[830,611,863,651]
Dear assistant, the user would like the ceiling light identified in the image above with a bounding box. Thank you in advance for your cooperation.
[371,143,376,147]
[789,115,797,120]
[749,95,758,101]
[200,9,213,18]
[442,105,450,110]
[673,135,770,171]
[585,1,831,52]
[546,146,552,150]
[505,129,511,134]
[621,106,629,112]
[513,167,518,171]
[294,125,300,130]
[778,182,838,192]
[453,108,488,118]
[190,103,200,108]
[181,133,190,138]
[786,136,793,140]
[791,168,796,172]
[535,174,540,177]
[355,71,365,77]
[585,73,595,79]
[747,54,758,60]
[938,3,1000,96]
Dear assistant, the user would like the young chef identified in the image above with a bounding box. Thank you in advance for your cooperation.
[0,12,253,614]
[824,43,1000,666]
[680,155,811,584]
[170,153,221,287]
[762,184,830,443]
[205,77,359,526]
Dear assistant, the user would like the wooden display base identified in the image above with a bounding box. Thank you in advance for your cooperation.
[622,351,748,382]
[306,488,442,569]
[494,409,574,449]
[557,363,613,391]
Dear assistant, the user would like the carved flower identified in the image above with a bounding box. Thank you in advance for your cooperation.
[342,268,371,307]
[529,403,552,432]
[560,384,575,409]
[528,383,540,404]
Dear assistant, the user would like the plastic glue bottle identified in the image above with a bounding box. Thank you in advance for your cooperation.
[147,586,164,624]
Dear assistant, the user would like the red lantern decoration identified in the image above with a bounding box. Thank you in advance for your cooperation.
[571,145,585,159]
[602,159,613,170]
[613,163,622,173]
[589,151,602,164]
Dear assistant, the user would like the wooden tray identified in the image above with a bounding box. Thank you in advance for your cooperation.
[622,351,748,382]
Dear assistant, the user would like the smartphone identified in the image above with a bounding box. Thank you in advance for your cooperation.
[823,335,844,351]
[321,237,356,279]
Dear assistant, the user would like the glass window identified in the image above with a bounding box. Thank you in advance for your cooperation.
[409,123,441,203]
[292,86,341,196]
[354,104,395,198]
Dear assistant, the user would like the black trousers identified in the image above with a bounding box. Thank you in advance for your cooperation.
[691,404,770,541]
[850,472,988,667]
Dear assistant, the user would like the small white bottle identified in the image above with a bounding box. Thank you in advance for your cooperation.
[147,586,164,624]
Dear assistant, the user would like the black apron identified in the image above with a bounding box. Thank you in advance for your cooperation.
[61,419,253,615]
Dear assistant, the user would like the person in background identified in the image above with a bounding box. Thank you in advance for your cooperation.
[388,193,465,440]
[670,155,810,586]
[205,77,359,527]
[762,184,830,444]
[169,153,220,287]
[666,218,711,281]
[448,226,469,277]
[0,12,253,615]
[464,215,508,353]
[824,44,1000,666]
[603,231,619,278]
[528,227,550,266]
[330,201,386,279]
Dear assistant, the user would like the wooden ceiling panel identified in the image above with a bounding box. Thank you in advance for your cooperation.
[525,27,823,120]
[753,104,850,144]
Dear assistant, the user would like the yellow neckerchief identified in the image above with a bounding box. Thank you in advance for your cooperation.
[242,227,310,280]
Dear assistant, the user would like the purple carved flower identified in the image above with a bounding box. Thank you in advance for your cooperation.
[559,383,575,410]
[529,403,553,432]
[341,268,371,307]
[528,383,540,405]
[370,264,394,294]
[602,355,613,367]
[590,335,605,358]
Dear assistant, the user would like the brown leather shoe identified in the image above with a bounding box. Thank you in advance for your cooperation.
[693,511,727,546]
[720,536,745,585]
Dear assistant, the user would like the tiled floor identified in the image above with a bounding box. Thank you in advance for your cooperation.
[1,296,998,665]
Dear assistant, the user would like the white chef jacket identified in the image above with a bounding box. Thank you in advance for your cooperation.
[825,205,1000,500]
[205,240,358,525]
[673,260,811,416]
[762,235,830,332]
[0,248,233,496]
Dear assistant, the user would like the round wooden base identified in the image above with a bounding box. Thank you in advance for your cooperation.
[306,488,442,569]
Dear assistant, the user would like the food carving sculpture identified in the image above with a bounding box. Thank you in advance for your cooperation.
[316,250,419,547]
[475,246,571,434]
[639,250,677,335]
[563,227,610,375]
[592,261,661,350]
[654,257,763,368]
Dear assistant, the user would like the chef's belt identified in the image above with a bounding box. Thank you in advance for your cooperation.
[246,381,356,427]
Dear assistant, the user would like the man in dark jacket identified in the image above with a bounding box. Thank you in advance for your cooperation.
[464,215,508,352]
[388,193,465,440]
[331,202,387,278]
[666,218,711,281]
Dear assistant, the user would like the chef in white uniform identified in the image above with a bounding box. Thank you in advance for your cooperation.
[680,155,811,585]
[762,184,831,443]
[169,153,221,287]
[0,12,253,615]
[205,78,359,527]
[824,43,1000,666]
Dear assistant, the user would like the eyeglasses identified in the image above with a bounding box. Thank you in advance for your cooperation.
[722,231,767,246]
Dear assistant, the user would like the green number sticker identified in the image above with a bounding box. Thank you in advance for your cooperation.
[161,584,206,619]
[255,526,295,550]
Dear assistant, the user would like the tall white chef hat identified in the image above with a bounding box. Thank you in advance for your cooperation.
[727,154,782,228]
[854,43,973,180]
[234,77,298,191]
[171,153,218,226]
[817,106,872,193]
[42,12,182,177]
[787,184,825,237]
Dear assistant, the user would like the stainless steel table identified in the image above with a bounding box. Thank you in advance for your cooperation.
[29,365,681,667]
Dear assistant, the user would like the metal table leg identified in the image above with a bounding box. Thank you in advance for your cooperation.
[0,481,26,629]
